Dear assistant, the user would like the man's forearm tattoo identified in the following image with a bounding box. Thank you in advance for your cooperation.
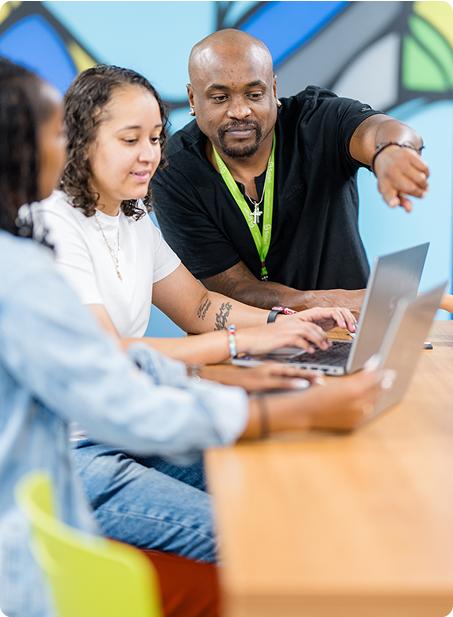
[197,299,211,321]
[214,302,233,331]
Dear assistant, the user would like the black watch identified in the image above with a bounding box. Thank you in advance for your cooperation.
[267,306,296,323]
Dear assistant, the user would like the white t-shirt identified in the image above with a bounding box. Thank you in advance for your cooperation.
[37,190,180,337]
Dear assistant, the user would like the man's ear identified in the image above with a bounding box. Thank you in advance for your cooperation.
[187,83,194,107]
[187,84,196,116]
[273,75,279,104]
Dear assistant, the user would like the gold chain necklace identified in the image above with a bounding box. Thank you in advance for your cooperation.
[94,211,122,281]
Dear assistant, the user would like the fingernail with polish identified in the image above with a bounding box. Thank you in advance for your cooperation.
[291,379,310,390]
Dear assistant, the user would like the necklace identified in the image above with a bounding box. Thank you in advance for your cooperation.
[94,211,122,281]
[245,189,265,225]
[245,183,266,224]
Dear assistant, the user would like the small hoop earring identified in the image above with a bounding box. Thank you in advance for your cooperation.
[276,99,282,108]
[189,107,196,116]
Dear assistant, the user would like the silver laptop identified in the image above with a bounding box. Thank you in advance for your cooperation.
[233,243,429,375]
[358,281,446,425]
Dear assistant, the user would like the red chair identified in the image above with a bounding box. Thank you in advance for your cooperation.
[139,549,221,617]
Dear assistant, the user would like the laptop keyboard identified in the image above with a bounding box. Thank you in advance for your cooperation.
[289,340,352,367]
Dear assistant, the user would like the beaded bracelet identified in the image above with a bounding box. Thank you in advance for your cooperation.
[228,324,238,358]
[371,141,424,175]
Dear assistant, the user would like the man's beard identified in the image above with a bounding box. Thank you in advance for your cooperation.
[217,121,263,159]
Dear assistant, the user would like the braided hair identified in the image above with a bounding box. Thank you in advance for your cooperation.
[0,58,54,238]
[61,65,169,220]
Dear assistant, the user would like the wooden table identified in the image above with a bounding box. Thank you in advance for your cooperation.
[206,321,453,617]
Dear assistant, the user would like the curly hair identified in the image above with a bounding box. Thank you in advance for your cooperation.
[61,65,169,219]
[0,58,54,236]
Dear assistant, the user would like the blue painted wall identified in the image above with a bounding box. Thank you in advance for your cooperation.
[1,0,451,334]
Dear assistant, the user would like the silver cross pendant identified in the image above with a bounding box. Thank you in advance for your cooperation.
[253,204,263,224]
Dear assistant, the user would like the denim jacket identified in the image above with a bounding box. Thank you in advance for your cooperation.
[0,231,248,617]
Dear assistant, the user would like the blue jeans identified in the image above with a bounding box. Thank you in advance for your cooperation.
[73,441,218,563]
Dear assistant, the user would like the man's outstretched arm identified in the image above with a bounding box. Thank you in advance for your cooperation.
[201,260,366,317]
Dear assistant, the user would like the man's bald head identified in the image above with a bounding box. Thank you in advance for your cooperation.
[189,29,274,86]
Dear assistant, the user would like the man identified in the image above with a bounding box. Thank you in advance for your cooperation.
[152,29,429,315]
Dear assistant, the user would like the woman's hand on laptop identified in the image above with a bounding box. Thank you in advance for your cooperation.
[236,306,355,357]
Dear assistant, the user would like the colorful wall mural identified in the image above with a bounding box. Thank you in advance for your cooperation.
[0,1,452,335]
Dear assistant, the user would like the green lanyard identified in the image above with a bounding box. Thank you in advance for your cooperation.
[212,134,276,280]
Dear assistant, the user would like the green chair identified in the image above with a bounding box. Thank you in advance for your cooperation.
[15,471,162,617]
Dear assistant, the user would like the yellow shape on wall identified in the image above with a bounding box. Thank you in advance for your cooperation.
[415,1,453,49]
[0,1,21,26]
[67,41,96,74]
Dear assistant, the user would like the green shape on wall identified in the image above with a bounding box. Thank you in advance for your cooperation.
[403,15,453,92]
